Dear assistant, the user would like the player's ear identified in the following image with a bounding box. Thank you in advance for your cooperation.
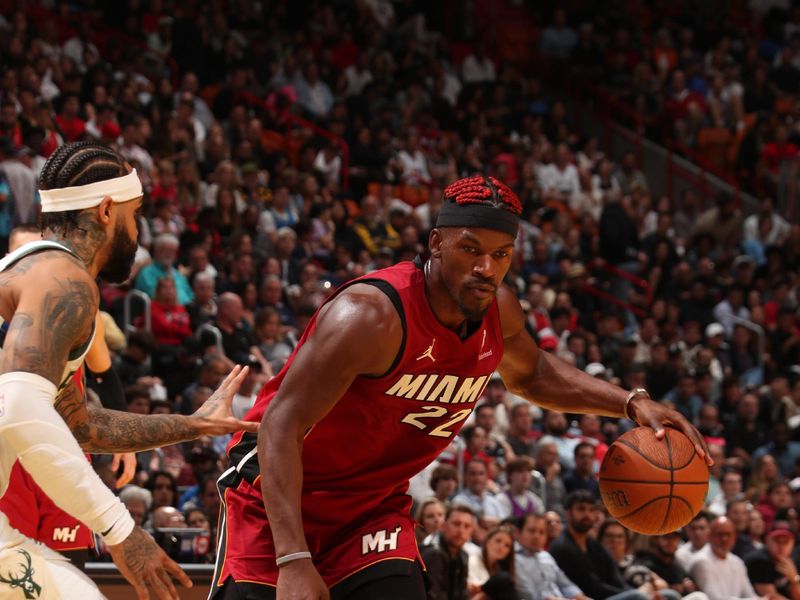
[429,228,443,258]
[96,196,114,225]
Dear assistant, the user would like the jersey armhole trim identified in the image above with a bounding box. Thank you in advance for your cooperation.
[357,279,407,379]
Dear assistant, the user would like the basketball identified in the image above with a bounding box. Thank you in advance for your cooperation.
[599,427,709,535]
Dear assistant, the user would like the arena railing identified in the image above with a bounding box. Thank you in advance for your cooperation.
[123,289,151,334]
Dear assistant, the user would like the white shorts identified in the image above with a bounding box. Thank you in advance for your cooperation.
[0,513,105,600]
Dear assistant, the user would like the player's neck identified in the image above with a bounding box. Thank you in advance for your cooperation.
[45,231,102,276]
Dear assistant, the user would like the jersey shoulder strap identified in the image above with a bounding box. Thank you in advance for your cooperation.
[0,240,76,273]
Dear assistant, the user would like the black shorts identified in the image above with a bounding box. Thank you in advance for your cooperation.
[212,558,426,600]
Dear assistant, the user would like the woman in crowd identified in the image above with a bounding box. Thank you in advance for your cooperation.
[414,498,445,545]
[467,525,519,600]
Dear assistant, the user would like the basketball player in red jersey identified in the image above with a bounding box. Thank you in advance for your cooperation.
[212,176,712,600]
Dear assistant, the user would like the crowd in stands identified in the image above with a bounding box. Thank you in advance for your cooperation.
[0,1,800,598]
[536,2,800,218]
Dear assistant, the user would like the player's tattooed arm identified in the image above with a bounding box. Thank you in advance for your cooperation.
[1,265,98,385]
[65,366,256,453]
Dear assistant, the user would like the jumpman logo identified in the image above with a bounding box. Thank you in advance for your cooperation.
[416,338,437,363]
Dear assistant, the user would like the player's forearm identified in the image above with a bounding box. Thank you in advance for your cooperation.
[74,405,201,452]
[258,420,309,557]
[511,350,628,418]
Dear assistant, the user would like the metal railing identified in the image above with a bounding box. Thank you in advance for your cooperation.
[123,289,151,333]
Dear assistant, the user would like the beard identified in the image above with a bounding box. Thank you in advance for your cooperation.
[452,279,497,322]
[99,223,137,284]
[571,518,595,534]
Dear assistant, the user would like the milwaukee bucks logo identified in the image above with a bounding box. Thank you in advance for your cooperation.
[0,549,42,599]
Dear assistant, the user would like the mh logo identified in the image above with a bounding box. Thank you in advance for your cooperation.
[52,525,81,544]
[361,527,401,555]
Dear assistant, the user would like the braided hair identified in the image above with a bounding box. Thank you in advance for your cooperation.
[442,175,522,216]
[38,141,127,235]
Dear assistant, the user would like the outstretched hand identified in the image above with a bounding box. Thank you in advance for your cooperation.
[192,365,259,435]
[629,396,714,466]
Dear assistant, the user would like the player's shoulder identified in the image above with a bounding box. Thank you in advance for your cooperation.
[496,283,525,338]
[13,249,98,301]
[323,282,402,323]
[317,282,403,340]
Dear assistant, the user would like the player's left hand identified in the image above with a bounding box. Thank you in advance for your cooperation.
[112,452,138,488]
[191,365,259,435]
[628,396,713,466]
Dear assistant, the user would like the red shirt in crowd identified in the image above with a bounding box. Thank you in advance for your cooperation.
[150,301,193,346]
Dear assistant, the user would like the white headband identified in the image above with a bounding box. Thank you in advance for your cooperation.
[39,169,142,213]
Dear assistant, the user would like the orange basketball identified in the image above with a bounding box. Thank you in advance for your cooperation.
[599,427,709,535]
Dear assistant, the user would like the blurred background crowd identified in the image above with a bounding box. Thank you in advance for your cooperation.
[0,0,800,598]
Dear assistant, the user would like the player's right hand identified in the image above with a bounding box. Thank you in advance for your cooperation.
[276,559,329,600]
[191,365,260,435]
[108,526,193,600]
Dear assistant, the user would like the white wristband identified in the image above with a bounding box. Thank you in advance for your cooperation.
[275,551,312,567]
[624,387,650,421]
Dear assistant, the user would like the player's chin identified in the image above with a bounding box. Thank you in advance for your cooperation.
[458,294,492,321]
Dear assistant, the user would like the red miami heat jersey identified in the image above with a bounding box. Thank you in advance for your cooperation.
[213,259,504,592]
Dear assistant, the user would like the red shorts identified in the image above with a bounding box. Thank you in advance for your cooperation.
[211,467,422,594]
[0,461,93,551]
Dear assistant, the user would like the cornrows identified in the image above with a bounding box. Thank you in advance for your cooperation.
[443,176,522,216]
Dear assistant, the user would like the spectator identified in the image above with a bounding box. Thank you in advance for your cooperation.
[421,504,474,600]
[215,291,260,365]
[727,498,758,559]
[539,9,577,60]
[709,470,744,517]
[149,276,193,347]
[145,471,178,510]
[461,42,496,84]
[550,491,647,600]
[534,438,567,512]
[675,513,713,571]
[415,498,446,545]
[505,402,536,458]
[688,517,757,600]
[467,525,519,600]
[745,520,800,599]
[186,272,218,329]
[451,459,502,542]
[496,458,545,519]
[753,422,800,477]
[563,442,600,498]
[135,233,194,305]
[429,464,459,504]
[598,519,680,600]
[119,485,152,528]
[514,513,586,600]
[637,531,703,598]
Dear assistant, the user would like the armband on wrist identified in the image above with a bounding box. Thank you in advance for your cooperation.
[275,551,312,567]
[624,388,650,421]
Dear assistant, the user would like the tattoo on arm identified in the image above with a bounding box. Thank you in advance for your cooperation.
[80,405,199,453]
[1,274,97,386]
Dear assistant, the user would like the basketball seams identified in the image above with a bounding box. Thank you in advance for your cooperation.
[612,495,694,535]
[659,433,675,532]
[601,428,709,535]
[600,478,707,484]
[615,439,671,469]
